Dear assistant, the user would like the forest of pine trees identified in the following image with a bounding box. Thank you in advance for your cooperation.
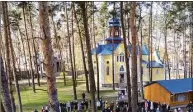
[0,1,193,112]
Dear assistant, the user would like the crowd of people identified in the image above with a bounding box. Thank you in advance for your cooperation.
[35,92,193,112]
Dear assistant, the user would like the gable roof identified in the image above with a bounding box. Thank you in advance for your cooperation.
[99,43,119,55]
[146,61,164,68]
[91,44,106,55]
[91,43,119,55]
[145,78,193,94]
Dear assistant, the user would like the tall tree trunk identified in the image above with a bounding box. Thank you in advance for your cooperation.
[130,2,138,111]
[59,46,66,86]
[71,5,77,85]
[139,7,144,99]
[73,4,90,93]
[148,2,152,82]
[29,3,41,86]
[140,24,144,99]
[150,2,153,81]
[18,25,31,86]
[9,25,23,112]
[191,11,193,78]
[112,2,115,90]
[127,2,131,44]
[174,30,177,79]
[79,2,96,112]
[0,56,12,112]
[0,3,13,110]
[92,1,100,99]
[38,2,60,111]
[164,12,170,80]
[183,23,187,78]
[120,2,131,109]
[65,2,77,100]
[22,3,35,92]
[2,2,16,112]
[1,101,5,112]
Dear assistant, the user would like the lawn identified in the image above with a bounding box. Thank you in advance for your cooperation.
[14,76,117,112]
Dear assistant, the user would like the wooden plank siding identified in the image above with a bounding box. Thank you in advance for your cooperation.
[144,83,193,107]
[144,83,171,105]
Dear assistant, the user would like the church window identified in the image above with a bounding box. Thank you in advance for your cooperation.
[122,56,124,62]
[111,30,114,36]
[106,61,109,64]
[117,53,124,62]
[156,69,159,75]
[115,31,119,36]
[106,66,109,75]
[120,65,124,71]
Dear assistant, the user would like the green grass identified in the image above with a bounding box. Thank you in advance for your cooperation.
[14,76,116,112]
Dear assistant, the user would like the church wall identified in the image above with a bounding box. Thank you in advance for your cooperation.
[142,64,164,82]
[114,43,126,84]
[103,55,114,84]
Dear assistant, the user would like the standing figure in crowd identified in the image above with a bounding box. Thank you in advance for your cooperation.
[187,101,193,112]
[82,92,86,101]
[144,100,148,112]
[150,101,154,111]
[74,101,78,111]
[44,105,49,112]
[97,100,101,110]
[78,101,82,112]
[67,101,71,112]
[41,107,45,112]
[70,101,74,111]
[156,107,160,112]
[109,101,114,111]
[105,101,108,109]
[85,100,88,110]
[81,101,85,110]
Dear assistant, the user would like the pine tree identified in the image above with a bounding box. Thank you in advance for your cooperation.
[120,1,131,108]
[79,2,96,112]
[73,3,90,93]
[130,2,138,111]
[38,2,60,111]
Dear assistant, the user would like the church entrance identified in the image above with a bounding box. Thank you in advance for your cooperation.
[119,74,124,83]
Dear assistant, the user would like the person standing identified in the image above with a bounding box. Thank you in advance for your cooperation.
[156,108,160,112]
[187,101,193,112]
[97,100,101,110]
[85,100,88,110]
[78,101,82,112]
[144,100,148,112]
[82,92,86,101]
[150,101,154,111]
[67,101,71,112]
[45,105,49,112]
[105,101,108,110]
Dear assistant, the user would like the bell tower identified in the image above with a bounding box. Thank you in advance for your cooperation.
[106,18,123,44]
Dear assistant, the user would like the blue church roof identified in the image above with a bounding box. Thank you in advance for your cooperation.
[146,61,164,68]
[108,18,120,27]
[128,45,149,55]
[142,60,163,68]
[99,43,119,55]
[91,44,106,55]
[156,78,193,94]
[91,43,119,55]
